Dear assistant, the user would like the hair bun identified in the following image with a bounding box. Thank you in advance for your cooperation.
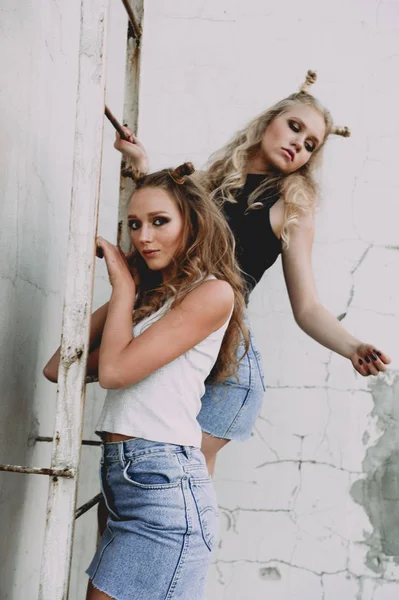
[299,70,317,94]
[331,125,351,138]
[169,162,195,184]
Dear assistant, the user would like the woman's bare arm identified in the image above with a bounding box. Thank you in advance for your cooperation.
[281,213,390,376]
[43,302,109,383]
[99,279,233,390]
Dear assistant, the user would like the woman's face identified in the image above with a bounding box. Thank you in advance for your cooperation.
[255,104,327,175]
[128,187,184,277]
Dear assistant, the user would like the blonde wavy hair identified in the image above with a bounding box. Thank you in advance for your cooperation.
[203,92,336,248]
[130,165,249,382]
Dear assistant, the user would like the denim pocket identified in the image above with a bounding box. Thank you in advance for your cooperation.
[190,479,219,551]
[122,454,183,490]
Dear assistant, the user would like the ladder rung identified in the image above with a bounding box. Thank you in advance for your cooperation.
[0,464,75,478]
[75,492,102,519]
[36,436,101,447]
[121,0,142,38]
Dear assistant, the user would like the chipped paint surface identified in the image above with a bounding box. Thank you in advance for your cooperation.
[351,375,399,572]
[38,1,109,598]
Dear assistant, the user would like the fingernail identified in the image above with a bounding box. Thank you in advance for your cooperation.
[358,359,363,365]
[365,356,371,364]
[374,349,382,356]
[371,354,377,360]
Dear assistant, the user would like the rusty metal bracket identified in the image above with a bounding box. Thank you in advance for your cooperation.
[105,105,130,140]
[121,0,142,38]
[75,492,102,519]
[0,464,74,478]
[36,436,101,447]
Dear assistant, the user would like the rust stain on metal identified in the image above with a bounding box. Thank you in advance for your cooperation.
[0,464,75,478]
[105,105,130,140]
[121,0,142,39]
[36,436,101,447]
[75,492,102,520]
[117,221,123,246]
[61,346,84,370]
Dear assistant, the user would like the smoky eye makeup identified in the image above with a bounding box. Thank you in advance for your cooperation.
[153,216,170,226]
[289,120,300,132]
[128,216,171,230]
[289,120,317,152]
[128,219,141,230]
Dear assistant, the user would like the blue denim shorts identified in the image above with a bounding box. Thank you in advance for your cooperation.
[87,438,218,600]
[198,330,266,441]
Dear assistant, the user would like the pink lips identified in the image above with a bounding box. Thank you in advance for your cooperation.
[142,249,159,259]
[282,148,295,161]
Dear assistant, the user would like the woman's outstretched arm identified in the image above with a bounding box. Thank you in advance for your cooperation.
[281,212,390,376]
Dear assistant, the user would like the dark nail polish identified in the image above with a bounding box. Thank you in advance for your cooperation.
[371,354,377,360]
[374,350,382,356]
[365,356,371,364]
[358,359,363,365]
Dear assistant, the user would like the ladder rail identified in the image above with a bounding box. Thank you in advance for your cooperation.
[38,1,110,597]
[118,0,144,252]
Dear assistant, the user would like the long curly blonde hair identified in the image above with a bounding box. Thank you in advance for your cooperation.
[203,92,335,248]
[130,165,249,382]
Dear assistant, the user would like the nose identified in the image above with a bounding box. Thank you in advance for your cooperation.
[138,223,153,245]
[291,137,303,153]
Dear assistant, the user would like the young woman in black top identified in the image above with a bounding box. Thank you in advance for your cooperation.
[114,71,391,474]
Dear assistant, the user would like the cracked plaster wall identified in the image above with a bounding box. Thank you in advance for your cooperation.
[1,1,398,599]
[138,1,399,598]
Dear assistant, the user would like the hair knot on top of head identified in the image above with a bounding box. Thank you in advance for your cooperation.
[299,70,317,94]
[297,70,351,139]
[169,162,195,184]
[331,125,351,138]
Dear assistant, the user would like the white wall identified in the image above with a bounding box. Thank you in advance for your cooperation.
[1,1,399,599]
[138,1,399,599]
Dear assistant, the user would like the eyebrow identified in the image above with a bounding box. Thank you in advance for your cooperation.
[292,116,321,146]
[127,211,171,219]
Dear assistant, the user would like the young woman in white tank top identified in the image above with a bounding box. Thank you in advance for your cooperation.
[44,162,248,600]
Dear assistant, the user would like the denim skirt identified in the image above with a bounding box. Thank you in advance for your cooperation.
[198,330,266,441]
[86,438,218,600]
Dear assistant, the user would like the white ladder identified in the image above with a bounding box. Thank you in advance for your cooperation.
[0,1,143,598]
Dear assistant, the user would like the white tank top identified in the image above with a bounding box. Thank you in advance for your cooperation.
[96,278,232,448]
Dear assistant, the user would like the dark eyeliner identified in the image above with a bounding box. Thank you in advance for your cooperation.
[128,219,140,230]
[153,216,170,226]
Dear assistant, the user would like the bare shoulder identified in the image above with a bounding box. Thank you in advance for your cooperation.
[180,279,234,325]
[283,210,315,255]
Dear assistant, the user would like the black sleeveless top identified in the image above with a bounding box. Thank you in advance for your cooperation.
[222,174,282,292]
